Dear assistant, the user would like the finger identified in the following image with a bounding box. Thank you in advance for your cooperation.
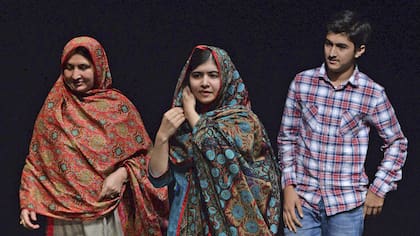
[372,207,382,216]
[285,209,298,232]
[296,202,304,219]
[166,109,185,122]
[22,211,39,229]
[363,205,367,217]
[183,86,191,94]
[173,114,186,125]
[283,212,289,227]
[289,217,298,233]
[22,211,31,225]
[171,107,184,114]
[365,207,372,216]
[29,211,40,229]
[30,210,37,221]
[371,207,378,216]
[290,208,302,228]
[283,212,293,232]
[165,108,182,117]
[99,187,108,200]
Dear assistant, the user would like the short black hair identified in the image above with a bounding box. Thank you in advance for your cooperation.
[326,10,372,48]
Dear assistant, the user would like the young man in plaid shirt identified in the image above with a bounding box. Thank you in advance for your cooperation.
[278,10,408,235]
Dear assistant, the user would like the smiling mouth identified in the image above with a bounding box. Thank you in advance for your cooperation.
[73,81,85,87]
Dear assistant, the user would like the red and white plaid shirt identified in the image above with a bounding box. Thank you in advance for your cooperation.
[278,64,408,216]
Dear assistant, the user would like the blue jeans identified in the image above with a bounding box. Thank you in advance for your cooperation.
[284,200,364,236]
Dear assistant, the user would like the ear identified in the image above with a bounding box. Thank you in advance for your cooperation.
[355,45,366,59]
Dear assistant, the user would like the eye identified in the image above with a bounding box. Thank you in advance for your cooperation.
[190,72,202,78]
[64,64,74,70]
[209,72,219,78]
[324,40,332,47]
[77,64,91,70]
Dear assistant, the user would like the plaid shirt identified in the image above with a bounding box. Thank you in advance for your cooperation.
[277,64,408,216]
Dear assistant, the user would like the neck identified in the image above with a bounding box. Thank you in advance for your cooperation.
[327,65,355,87]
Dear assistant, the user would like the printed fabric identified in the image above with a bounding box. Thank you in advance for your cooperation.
[169,45,282,235]
[19,36,168,235]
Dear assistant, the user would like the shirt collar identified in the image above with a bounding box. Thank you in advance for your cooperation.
[317,63,360,88]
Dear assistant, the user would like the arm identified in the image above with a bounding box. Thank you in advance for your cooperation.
[149,107,186,177]
[278,80,303,232]
[278,80,300,188]
[369,90,408,196]
[365,90,408,215]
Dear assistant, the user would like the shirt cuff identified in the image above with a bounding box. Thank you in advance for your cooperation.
[369,177,395,198]
[281,171,297,189]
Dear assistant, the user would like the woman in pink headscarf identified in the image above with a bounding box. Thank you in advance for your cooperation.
[19,36,168,236]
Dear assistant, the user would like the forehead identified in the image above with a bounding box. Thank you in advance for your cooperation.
[191,57,218,71]
[66,54,91,64]
[326,32,353,45]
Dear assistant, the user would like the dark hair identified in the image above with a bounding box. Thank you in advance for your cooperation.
[62,46,93,69]
[184,48,212,86]
[326,10,371,48]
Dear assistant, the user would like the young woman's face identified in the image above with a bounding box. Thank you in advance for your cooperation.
[63,54,95,94]
[189,57,221,105]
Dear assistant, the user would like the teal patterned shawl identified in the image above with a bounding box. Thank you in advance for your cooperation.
[169,45,281,235]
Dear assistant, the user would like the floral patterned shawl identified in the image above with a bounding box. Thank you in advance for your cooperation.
[19,36,168,235]
[170,45,282,235]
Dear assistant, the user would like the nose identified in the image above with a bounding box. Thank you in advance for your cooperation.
[71,69,82,80]
[201,75,210,87]
[329,46,337,58]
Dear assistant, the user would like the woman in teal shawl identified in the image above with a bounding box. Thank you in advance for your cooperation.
[149,45,281,235]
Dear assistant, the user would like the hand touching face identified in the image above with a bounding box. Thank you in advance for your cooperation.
[188,57,221,105]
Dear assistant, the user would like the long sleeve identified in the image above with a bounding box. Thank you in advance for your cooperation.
[277,80,300,189]
[368,90,408,197]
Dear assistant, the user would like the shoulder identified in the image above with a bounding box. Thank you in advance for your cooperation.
[295,67,320,81]
[289,67,322,92]
[355,71,386,96]
[293,66,322,84]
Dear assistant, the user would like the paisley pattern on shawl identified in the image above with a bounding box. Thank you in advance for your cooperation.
[169,46,281,235]
[19,36,168,235]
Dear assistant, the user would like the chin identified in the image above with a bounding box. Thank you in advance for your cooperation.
[198,99,215,105]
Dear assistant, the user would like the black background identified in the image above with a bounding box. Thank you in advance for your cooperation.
[2,1,419,235]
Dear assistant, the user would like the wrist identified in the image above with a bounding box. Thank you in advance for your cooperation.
[183,106,196,117]
[116,167,128,182]
[155,133,169,146]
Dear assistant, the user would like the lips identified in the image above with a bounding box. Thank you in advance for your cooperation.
[199,90,212,95]
[72,80,85,86]
[327,59,339,65]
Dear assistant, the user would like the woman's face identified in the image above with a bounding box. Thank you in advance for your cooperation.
[63,54,95,94]
[189,57,221,105]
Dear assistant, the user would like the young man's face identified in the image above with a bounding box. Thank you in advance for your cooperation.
[324,32,365,75]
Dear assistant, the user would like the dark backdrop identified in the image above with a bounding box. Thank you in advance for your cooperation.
[2,1,419,235]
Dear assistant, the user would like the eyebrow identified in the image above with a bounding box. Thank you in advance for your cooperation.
[191,70,218,73]
[325,39,349,47]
